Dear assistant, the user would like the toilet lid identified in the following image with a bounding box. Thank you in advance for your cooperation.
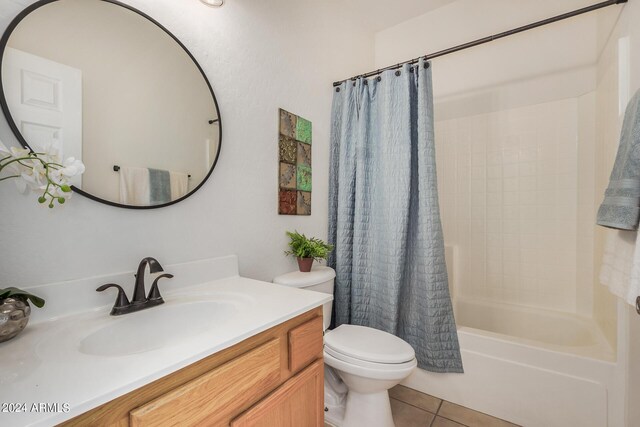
[324,325,415,364]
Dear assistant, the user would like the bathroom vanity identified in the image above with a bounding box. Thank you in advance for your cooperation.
[0,256,330,427]
[62,308,324,426]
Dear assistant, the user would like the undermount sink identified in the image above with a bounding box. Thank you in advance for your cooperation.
[79,300,238,357]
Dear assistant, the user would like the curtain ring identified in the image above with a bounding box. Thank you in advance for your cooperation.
[335,87,341,93]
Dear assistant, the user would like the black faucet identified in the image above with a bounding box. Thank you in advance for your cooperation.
[97,257,173,316]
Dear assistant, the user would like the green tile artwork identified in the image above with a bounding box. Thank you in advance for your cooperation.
[297,165,312,192]
[296,117,312,144]
[279,109,311,215]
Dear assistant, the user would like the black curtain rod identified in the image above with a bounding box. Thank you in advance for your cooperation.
[332,0,627,87]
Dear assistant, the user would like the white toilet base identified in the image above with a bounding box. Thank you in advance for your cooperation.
[324,402,345,427]
[342,390,394,427]
[324,366,347,427]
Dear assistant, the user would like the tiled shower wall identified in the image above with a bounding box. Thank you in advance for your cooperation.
[436,97,595,313]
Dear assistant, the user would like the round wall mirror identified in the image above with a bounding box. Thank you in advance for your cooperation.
[0,0,222,209]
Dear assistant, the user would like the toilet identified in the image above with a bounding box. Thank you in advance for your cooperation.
[273,266,417,427]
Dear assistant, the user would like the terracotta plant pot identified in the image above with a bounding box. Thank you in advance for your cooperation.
[297,257,314,272]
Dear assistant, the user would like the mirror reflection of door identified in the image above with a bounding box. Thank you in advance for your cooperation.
[3,47,83,187]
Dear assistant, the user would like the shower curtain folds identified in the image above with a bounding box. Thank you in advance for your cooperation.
[328,59,463,373]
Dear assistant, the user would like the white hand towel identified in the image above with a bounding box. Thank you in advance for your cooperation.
[119,166,150,206]
[600,229,639,306]
[170,171,189,201]
[628,231,640,306]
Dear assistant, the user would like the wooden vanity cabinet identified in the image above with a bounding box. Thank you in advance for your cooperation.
[59,307,324,427]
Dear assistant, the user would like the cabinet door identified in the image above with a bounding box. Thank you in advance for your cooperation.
[130,339,281,427]
[288,317,323,374]
[231,359,324,427]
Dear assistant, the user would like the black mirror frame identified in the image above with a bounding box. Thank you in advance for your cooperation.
[0,0,222,210]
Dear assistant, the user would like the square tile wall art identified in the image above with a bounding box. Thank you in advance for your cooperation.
[279,109,312,215]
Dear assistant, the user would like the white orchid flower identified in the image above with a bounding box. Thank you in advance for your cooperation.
[0,142,85,208]
[60,157,85,177]
[9,146,31,159]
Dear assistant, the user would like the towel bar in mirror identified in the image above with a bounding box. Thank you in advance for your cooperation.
[0,0,222,209]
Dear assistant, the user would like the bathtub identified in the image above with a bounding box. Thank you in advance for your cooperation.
[403,297,616,427]
[454,298,614,360]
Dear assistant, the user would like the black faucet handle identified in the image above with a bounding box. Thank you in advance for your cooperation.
[148,273,173,302]
[97,284,130,310]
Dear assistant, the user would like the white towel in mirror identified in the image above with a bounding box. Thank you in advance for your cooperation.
[119,166,150,205]
[170,172,189,200]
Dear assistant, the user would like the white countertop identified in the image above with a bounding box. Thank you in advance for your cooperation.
[0,257,331,427]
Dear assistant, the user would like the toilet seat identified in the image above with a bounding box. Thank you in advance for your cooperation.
[323,325,417,381]
[324,346,417,371]
[324,324,415,364]
[324,349,417,381]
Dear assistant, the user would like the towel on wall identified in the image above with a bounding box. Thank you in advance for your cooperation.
[170,171,189,200]
[596,89,640,230]
[119,166,150,206]
[600,229,638,306]
[149,168,171,205]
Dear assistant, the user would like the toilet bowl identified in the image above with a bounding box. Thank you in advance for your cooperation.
[273,267,417,427]
[324,324,417,427]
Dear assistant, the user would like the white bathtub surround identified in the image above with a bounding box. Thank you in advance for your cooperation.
[435,98,588,313]
[454,298,614,360]
[0,255,330,427]
[427,246,616,426]
[404,326,614,427]
[405,297,616,427]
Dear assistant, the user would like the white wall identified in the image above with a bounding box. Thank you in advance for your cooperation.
[0,0,374,287]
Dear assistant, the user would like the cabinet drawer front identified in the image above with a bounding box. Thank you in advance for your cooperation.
[231,359,324,427]
[288,316,323,373]
[130,338,281,427]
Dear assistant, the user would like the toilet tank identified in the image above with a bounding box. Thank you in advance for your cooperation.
[273,266,335,330]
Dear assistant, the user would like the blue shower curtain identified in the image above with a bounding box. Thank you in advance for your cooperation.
[328,59,463,373]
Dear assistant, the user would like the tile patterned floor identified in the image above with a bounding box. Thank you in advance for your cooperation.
[325,385,521,427]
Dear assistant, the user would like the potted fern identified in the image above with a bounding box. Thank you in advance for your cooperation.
[284,231,334,272]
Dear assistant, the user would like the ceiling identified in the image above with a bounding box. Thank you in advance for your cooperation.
[336,0,456,32]
[336,0,622,38]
